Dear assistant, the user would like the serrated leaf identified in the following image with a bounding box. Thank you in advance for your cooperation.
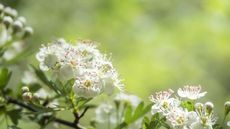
[0,68,12,89]
[7,109,22,125]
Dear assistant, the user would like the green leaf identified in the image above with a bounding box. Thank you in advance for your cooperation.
[132,102,152,123]
[124,104,133,124]
[31,66,61,95]
[0,68,12,90]
[7,109,22,125]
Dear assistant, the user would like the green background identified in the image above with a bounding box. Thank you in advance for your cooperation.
[1,0,230,128]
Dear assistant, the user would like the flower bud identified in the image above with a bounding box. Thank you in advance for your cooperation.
[21,86,29,93]
[12,20,23,34]
[17,16,26,25]
[33,93,40,100]
[32,93,40,104]
[23,26,33,38]
[2,16,13,28]
[4,7,18,18]
[224,101,230,115]
[22,92,32,101]
[205,102,214,114]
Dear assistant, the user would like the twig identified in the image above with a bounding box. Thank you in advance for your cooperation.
[5,96,82,129]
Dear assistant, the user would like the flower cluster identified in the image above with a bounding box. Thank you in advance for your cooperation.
[0,3,33,61]
[0,3,33,45]
[150,85,218,129]
[36,39,123,98]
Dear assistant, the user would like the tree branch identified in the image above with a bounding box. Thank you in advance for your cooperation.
[5,96,83,129]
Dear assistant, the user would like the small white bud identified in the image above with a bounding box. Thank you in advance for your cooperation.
[205,102,214,114]
[224,101,230,115]
[32,93,40,103]
[13,20,23,33]
[3,16,13,28]
[22,92,32,101]
[23,26,33,38]
[17,16,26,25]
[21,86,29,93]
[4,7,17,17]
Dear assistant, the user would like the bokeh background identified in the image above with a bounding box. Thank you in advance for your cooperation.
[1,0,230,128]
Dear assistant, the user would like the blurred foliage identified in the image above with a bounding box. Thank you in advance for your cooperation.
[1,0,230,128]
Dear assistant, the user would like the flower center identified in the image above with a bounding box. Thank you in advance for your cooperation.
[162,101,169,108]
[84,80,92,88]
[176,116,184,125]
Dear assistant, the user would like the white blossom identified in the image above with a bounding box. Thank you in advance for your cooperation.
[36,39,124,98]
[73,70,102,98]
[177,85,207,100]
[150,89,180,115]
[167,108,195,129]
[190,103,217,129]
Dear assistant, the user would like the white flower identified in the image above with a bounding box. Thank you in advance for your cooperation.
[166,107,197,129]
[177,85,207,100]
[115,93,142,107]
[190,103,217,129]
[73,70,102,98]
[36,39,124,98]
[150,89,180,115]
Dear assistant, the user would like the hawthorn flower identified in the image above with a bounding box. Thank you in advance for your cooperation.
[149,89,180,115]
[36,39,70,71]
[191,102,217,129]
[177,85,207,100]
[36,39,124,98]
[73,70,102,98]
[166,108,197,129]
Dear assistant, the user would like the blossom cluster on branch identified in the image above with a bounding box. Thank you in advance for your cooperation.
[0,3,229,129]
[36,39,124,98]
